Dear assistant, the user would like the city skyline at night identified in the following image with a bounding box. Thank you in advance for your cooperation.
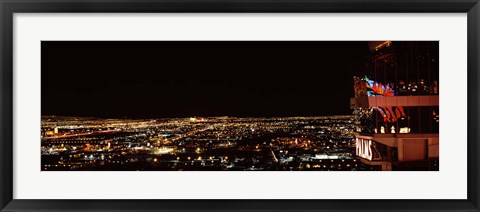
[41,41,439,171]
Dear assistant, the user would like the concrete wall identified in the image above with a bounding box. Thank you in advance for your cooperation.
[368,95,439,107]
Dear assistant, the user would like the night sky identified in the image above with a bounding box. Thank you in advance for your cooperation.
[41,41,368,118]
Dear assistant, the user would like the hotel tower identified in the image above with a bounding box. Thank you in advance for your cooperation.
[351,41,439,171]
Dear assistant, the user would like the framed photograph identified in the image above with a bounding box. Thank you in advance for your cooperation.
[1,0,479,211]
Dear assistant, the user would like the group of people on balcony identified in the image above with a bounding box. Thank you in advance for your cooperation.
[396,79,438,96]
[364,78,438,97]
[354,76,439,98]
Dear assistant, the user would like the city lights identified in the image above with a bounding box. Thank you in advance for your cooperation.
[41,41,439,171]
[41,116,370,171]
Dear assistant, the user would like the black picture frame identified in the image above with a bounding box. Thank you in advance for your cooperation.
[1,0,479,211]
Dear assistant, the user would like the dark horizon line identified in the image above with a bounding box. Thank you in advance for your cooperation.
[41,114,354,119]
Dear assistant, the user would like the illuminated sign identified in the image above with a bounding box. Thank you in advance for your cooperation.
[356,138,373,160]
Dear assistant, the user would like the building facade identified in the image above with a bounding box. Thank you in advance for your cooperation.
[351,41,439,171]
